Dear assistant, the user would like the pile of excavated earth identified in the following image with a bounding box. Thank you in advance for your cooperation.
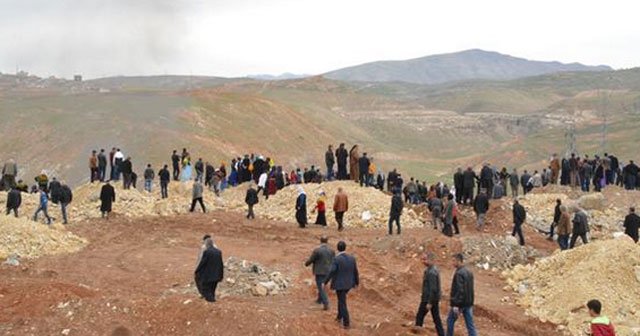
[505,237,640,336]
[165,257,290,299]
[0,215,87,260]
[463,235,543,271]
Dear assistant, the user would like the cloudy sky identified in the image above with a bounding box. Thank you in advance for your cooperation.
[1,0,638,79]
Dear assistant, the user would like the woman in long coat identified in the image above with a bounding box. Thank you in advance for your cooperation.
[349,145,360,182]
[295,186,307,228]
[100,181,116,219]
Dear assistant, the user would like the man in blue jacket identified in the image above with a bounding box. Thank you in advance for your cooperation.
[33,187,52,225]
[324,241,359,329]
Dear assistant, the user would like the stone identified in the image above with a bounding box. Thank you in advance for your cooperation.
[577,193,605,211]
[251,284,268,297]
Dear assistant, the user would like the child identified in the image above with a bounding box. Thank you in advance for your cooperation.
[313,191,327,226]
[587,299,615,336]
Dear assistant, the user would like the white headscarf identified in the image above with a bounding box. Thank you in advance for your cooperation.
[297,186,305,195]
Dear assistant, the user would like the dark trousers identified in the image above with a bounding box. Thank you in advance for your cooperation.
[61,202,69,224]
[452,216,460,234]
[6,207,18,217]
[190,197,206,212]
[197,278,218,302]
[33,205,52,224]
[335,211,345,231]
[337,164,347,180]
[315,211,326,226]
[247,204,255,219]
[512,223,525,245]
[336,289,350,327]
[359,172,368,187]
[415,301,445,336]
[569,233,588,248]
[173,165,180,181]
[315,274,329,305]
[549,223,555,237]
[98,165,106,181]
[557,234,569,250]
[388,214,401,234]
[90,168,99,183]
[160,181,168,199]
[462,189,474,204]
[123,173,132,189]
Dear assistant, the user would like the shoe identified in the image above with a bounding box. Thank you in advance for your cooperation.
[323,304,329,311]
[342,325,351,330]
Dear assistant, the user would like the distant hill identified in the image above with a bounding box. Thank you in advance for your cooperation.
[248,73,310,80]
[86,75,241,90]
[324,49,612,85]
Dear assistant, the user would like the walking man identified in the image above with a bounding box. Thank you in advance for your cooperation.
[549,199,562,241]
[414,252,445,336]
[190,181,206,213]
[60,183,73,224]
[305,236,335,311]
[623,207,639,243]
[473,189,489,231]
[333,187,349,231]
[324,241,359,330]
[245,183,258,219]
[447,253,477,336]
[512,198,526,246]
[158,164,170,199]
[33,187,52,225]
[388,189,403,235]
[194,237,224,302]
[6,186,21,217]
[144,164,155,192]
[569,209,589,248]
[556,205,571,250]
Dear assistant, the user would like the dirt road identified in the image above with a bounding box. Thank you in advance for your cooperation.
[0,208,559,335]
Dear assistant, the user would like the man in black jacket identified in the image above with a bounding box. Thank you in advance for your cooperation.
[171,150,181,181]
[324,241,359,329]
[473,189,489,231]
[388,191,404,235]
[6,186,21,217]
[414,252,445,336]
[358,153,370,187]
[194,238,224,302]
[335,143,348,180]
[570,210,589,248]
[121,157,133,190]
[549,199,562,240]
[158,165,171,199]
[245,183,258,219]
[305,236,335,310]
[100,182,116,219]
[453,168,464,204]
[520,170,531,195]
[98,149,107,182]
[325,145,335,181]
[447,253,476,336]
[59,184,73,224]
[623,207,639,243]
[462,168,477,205]
[512,199,526,246]
[49,177,62,204]
[195,158,204,183]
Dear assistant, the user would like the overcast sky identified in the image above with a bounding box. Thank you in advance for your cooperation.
[1,0,638,79]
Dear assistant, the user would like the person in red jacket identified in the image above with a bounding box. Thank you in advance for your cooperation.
[313,191,327,226]
[588,299,616,336]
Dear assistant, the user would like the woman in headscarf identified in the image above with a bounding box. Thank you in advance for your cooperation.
[295,186,307,228]
[181,162,193,182]
[313,190,327,226]
[349,145,360,182]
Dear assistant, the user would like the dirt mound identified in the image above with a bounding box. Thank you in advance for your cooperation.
[0,216,87,259]
[219,181,425,229]
[505,237,640,336]
[463,235,543,271]
[165,256,290,299]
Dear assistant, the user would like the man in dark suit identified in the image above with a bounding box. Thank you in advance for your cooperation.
[414,252,445,336]
[305,236,335,310]
[195,237,224,302]
[324,241,359,329]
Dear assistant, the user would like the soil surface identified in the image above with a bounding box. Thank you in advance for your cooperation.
[0,205,560,336]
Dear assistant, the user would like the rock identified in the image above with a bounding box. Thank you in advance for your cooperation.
[258,281,278,292]
[61,329,70,335]
[251,283,269,297]
[504,235,519,246]
[577,193,605,211]
[3,254,20,266]
[183,299,192,305]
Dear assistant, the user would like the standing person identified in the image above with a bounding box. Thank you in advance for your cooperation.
[49,177,62,204]
[325,145,335,181]
[430,196,443,230]
[171,150,181,181]
[98,149,107,182]
[443,194,455,237]
[100,181,116,219]
[623,160,639,190]
[323,241,359,330]
[512,198,526,246]
[313,191,327,226]
[257,171,268,199]
[549,199,562,241]
[358,152,370,187]
[473,189,489,231]
[623,207,639,243]
[195,158,204,183]
[89,150,99,183]
[205,162,215,187]
[158,165,170,199]
[349,145,360,182]
[333,187,349,231]
[33,187,52,225]
[569,209,589,248]
[143,164,155,192]
[2,159,18,190]
[34,171,49,194]
[295,186,307,228]
[446,253,476,336]
[413,252,445,336]
[121,157,133,189]
[245,183,259,219]
[336,144,349,180]
[462,168,477,205]
[305,236,335,311]
[453,168,464,204]
[108,148,116,180]
[520,170,531,195]
[555,205,571,250]
[194,238,224,303]
[59,183,73,224]
[509,168,519,197]
[190,181,206,213]
[587,299,616,336]
[569,153,579,188]
[6,186,21,217]
[113,149,124,181]
[388,190,403,235]
[550,154,560,184]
